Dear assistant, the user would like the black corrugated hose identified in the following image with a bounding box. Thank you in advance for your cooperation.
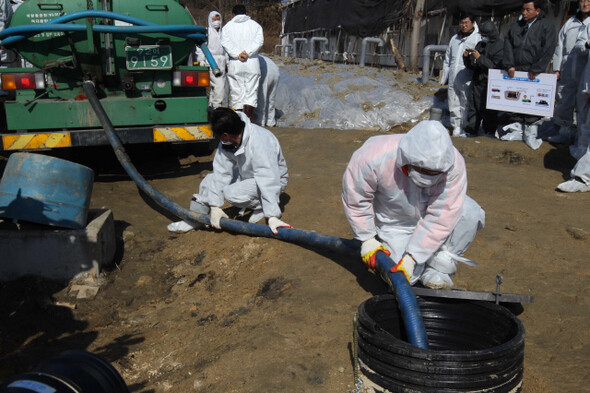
[0,350,129,392]
[356,295,525,392]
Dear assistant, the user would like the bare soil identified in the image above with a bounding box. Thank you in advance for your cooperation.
[0,127,589,393]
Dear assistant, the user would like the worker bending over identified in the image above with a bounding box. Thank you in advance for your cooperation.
[342,120,485,289]
[168,108,290,234]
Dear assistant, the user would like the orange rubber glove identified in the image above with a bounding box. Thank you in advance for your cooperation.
[361,238,391,270]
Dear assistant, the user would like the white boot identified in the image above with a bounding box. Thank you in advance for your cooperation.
[248,209,265,224]
[557,178,590,193]
[524,123,543,150]
[420,267,454,289]
[499,122,523,141]
[167,220,196,233]
[421,249,457,289]
[452,127,467,137]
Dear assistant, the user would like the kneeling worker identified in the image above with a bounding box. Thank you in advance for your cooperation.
[342,120,485,289]
[168,107,291,234]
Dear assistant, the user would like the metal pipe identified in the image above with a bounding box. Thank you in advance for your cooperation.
[359,37,384,67]
[422,44,448,84]
[274,44,292,56]
[292,37,308,58]
[282,44,292,57]
[309,37,328,60]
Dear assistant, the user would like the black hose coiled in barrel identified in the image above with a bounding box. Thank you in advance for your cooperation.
[356,295,525,392]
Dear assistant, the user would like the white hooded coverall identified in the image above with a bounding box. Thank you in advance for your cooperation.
[342,120,485,287]
[570,145,590,185]
[0,0,11,34]
[195,11,228,109]
[221,13,264,110]
[570,22,590,159]
[552,14,590,131]
[254,54,280,127]
[442,25,481,134]
[190,111,288,218]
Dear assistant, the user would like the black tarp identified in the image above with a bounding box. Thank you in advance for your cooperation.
[441,0,526,18]
[283,0,541,37]
[283,0,403,37]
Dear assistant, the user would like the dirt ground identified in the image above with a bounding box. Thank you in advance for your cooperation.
[0,123,589,392]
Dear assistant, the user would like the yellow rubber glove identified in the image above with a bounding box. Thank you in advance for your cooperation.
[360,238,391,271]
[391,254,416,281]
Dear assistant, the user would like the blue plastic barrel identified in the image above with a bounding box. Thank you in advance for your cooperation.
[0,153,94,229]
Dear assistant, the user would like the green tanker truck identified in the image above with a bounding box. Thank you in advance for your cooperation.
[0,0,217,151]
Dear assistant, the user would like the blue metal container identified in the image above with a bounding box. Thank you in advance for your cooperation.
[0,153,94,229]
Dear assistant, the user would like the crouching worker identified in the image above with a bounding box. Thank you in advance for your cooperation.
[342,120,485,289]
[167,107,291,234]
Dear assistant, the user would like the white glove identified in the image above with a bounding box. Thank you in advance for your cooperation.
[392,254,416,282]
[439,68,449,85]
[268,216,291,235]
[210,206,228,229]
[360,238,390,270]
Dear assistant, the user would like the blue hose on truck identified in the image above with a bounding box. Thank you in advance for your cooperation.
[81,80,429,349]
[0,10,222,77]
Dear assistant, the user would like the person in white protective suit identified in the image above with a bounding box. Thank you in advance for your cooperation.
[557,146,590,192]
[0,0,13,66]
[221,4,263,121]
[167,107,291,234]
[550,0,590,144]
[342,120,485,289]
[253,54,279,127]
[10,0,22,12]
[0,0,11,35]
[195,11,228,109]
[570,15,590,159]
[441,14,481,137]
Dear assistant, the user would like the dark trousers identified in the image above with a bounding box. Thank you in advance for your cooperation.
[464,80,498,135]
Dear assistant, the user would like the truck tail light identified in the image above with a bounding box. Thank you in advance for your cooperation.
[1,73,46,90]
[172,71,209,87]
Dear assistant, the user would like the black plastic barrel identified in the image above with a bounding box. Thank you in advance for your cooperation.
[0,350,129,393]
[357,295,525,393]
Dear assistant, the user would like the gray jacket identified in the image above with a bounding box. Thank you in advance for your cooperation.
[504,11,556,74]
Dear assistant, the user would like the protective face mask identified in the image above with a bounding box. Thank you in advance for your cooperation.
[408,169,445,188]
[480,37,489,43]
[211,21,221,29]
[221,141,239,153]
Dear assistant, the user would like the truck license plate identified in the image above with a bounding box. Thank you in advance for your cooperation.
[125,45,172,70]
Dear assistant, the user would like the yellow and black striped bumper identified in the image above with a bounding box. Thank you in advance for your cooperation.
[153,125,213,142]
[1,125,214,151]
[2,133,72,150]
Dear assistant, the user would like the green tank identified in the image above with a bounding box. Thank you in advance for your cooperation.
[0,0,215,151]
